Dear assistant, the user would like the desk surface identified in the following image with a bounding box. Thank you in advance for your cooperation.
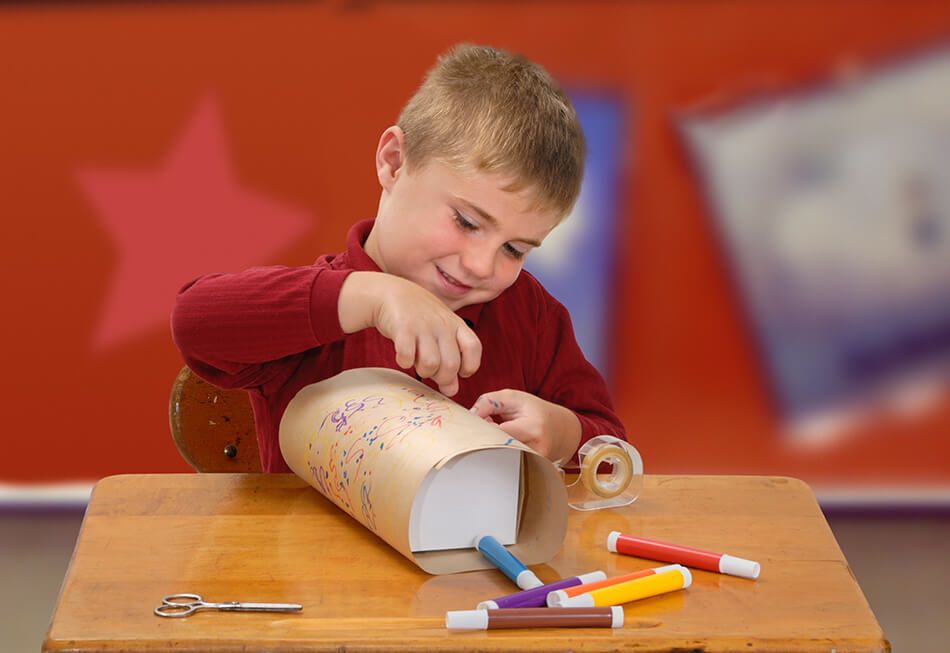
[44,474,889,652]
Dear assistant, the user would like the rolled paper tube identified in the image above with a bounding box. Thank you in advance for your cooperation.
[546,565,681,606]
[607,531,760,579]
[477,571,606,610]
[446,606,623,630]
[555,566,691,608]
[476,535,544,590]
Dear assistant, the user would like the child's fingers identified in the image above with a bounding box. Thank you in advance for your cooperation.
[469,394,494,419]
[497,416,550,457]
[470,389,517,419]
[393,332,416,370]
[413,333,441,380]
[432,334,461,396]
[498,410,552,457]
[456,325,482,378]
[437,377,460,397]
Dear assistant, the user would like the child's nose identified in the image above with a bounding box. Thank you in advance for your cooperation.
[461,243,496,280]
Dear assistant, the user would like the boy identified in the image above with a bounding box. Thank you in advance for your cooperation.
[172,43,625,473]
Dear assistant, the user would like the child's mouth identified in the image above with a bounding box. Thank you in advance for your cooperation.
[437,267,472,295]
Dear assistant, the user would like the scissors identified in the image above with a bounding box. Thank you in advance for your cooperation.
[154,593,303,618]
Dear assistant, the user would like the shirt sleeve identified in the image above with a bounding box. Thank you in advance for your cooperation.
[528,281,627,464]
[170,263,353,390]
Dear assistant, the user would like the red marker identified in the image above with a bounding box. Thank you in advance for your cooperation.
[607,531,760,579]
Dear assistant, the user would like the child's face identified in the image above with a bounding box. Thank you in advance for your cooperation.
[368,157,559,311]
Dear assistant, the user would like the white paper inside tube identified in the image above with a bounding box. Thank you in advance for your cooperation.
[562,435,644,511]
[279,367,568,574]
[409,447,520,552]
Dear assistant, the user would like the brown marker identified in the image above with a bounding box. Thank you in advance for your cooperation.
[446,606,623,630]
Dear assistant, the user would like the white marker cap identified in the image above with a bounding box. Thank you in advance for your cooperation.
[719,554,760,579]
[544,570,605,604]
[606,530,621,552]
[546,589,568,607]
[577,570,608,584]
[446,609,489,630]
[610,605,624,628]
[552,593,595,608]
[516,569,544,590]
[678,566,693,588]
[475,599,499,610]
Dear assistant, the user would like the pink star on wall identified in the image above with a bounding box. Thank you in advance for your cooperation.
[78,94,314,349]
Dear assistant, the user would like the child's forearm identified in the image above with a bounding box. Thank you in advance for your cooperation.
[172,265,350,380]
[337,271,381,334]
[548,403,583,466]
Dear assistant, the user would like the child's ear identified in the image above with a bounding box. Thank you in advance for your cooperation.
[376,126,406,192]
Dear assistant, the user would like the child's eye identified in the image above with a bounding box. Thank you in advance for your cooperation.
[452,210,477,231]
[503,243,526,260]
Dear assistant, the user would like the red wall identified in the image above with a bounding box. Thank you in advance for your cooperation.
[2,1,948,487]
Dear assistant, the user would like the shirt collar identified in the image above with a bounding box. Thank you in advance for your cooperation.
[345,218,383,272]
[344,218,485,327]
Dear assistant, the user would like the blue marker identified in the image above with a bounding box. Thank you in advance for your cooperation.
[475,535,544,590]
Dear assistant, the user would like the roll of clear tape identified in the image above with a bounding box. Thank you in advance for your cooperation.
[563,436,643,511]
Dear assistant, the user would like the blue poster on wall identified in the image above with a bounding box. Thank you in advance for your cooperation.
[524,92,627,382]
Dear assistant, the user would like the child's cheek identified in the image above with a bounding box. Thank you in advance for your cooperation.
[500,261,523,289]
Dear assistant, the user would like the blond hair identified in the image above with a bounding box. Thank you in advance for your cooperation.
[397,43,585,219]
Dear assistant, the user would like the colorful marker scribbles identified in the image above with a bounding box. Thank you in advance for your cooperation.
[304,384,454,535]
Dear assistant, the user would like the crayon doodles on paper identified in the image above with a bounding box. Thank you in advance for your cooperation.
[304,385,453,533]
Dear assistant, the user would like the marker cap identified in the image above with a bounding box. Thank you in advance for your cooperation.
[553,593,595,608]
[476,599,499,610]
[719,554,760,579]
[516,569,544,590]
[678,565,693,588]
[610,605,624,628]
[546,589,568,607]
[446,609,489,630]
[577,570,608,584]
[606,530,620,553]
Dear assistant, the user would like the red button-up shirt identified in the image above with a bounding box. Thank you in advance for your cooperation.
[172,219,625,472]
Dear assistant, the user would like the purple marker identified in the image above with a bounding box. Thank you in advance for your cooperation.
[476,571,607,610]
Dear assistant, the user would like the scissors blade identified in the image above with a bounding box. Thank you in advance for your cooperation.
[210,601,303,613]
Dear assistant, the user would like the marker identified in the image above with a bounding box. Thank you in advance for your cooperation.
[477,571,606,609]
[546,565,680,606]
[607,531,760,579]
[475,535,543,590]
[446,606,623,630]
[554,566,691,608]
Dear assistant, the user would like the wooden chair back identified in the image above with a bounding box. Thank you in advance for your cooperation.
[168,366,262,472]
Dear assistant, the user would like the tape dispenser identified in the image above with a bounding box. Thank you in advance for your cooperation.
[561,435,643,511]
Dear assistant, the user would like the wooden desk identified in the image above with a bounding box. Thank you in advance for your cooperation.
[44,474,889,652]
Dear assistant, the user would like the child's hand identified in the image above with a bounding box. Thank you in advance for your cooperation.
[339,271,482,396]
[470,390,581,464]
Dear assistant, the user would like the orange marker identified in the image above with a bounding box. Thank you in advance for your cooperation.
[546,565,681,606]
[553,566,691,608]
